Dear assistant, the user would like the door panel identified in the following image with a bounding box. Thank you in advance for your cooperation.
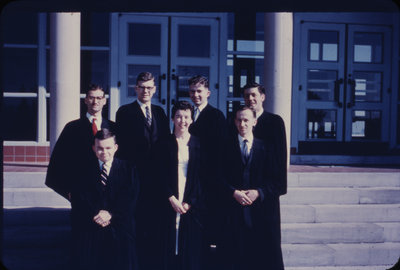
[119,15,168,110]
[296,22,392,154]
[119,15,219,118]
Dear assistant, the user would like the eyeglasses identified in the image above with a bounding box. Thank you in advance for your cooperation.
[136,86,155,91]
[87,96,104,101]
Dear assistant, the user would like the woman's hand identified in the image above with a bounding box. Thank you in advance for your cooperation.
[169,196,187,214]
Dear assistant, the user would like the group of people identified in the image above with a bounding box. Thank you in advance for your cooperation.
[45,72,288,270]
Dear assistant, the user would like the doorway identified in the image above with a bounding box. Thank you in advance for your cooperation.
[118,13,220,118]
[293,20,392,155]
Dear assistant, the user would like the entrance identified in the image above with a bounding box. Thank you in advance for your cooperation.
[118,14,220,117]
[294,21,392,155]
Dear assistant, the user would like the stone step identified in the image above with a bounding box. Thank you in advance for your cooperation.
[282,242,400,267]
[281,223,387,244]
[281,204,400,223]
[280,187,400,205]
[3,207,70,226]
[288,172,400,188]
[285,266,394,270]
[4,188,70,208]
[3,225,71,248]
[4,172,47,188]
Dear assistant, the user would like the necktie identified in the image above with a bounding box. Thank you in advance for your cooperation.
[242,139,249,162]
[100,163,108,186]
[145,106,152,127]
[92,118,98,135]
[194,107,199,121]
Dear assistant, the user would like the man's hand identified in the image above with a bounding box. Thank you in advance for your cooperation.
[93,210,112,227]
[169,196,188,214]
[233,190,253,206]
[245,189,259,202]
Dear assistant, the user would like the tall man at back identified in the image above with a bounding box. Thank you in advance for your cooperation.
[115,71,170,270]
[242,82,287,197]
[46,84,115,200]
[187,75,227,267]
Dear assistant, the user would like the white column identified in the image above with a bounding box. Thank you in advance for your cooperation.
[264,12,293,162]
[49,12,81,152]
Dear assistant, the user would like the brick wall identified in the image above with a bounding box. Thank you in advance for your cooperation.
[3,146,50,163]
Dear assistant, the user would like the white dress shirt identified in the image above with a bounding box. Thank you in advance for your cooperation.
[87,112,102,131]
[137,100,152,119]
[238,133,254,157]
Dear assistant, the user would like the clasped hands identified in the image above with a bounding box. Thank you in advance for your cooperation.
[93,210,112,227]
[233,189,259,206]
[169,196,191,214]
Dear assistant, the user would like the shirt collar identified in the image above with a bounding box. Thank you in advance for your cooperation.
[99,159,113,170]
[196,101,208,113]
[86,112,102,123]
[238,133,254,146]
[137,99,151,109]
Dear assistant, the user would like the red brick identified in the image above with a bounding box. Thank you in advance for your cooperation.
[15,146,25,155]
[4,156,14,162]
[3,146,14,155]
[15,156,25,162]
[37,146,48,156]
[37,156,48,162]
[26,146,36,155]
[26,156,36,162]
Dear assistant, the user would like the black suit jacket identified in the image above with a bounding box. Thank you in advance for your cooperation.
[115,100,170,164]
[221,135,284,270]
[45,116,115,199]
[70,158,139,270]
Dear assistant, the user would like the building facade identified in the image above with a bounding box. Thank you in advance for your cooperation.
[1,11,399,165]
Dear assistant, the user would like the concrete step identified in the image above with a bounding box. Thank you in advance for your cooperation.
[3,225,71,248]
[281,204,400,223]
[281,223,386,244]
[4,172,47,188]
[285,266,394,270]
[282,242,400,267]
[280,187,400,205]
[288,172,400,188]
[3,207,70,226]
[3,246,69,270]
[4,187,70,208]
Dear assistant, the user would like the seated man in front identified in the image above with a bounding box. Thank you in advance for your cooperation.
[70,128,139,270]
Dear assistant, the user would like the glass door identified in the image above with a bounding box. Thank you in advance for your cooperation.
[119,14,220,117]
[296,22,392,153]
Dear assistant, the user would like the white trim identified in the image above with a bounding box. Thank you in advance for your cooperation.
[3,93,38,97]
[4,141,50,146]
[37,13,47,143]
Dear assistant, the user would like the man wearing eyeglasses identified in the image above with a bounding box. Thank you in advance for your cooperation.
[46,84,115,200]
[116,71,170,270]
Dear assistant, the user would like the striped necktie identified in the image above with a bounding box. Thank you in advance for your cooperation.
[145,106,152,127]
[100,163,108,186]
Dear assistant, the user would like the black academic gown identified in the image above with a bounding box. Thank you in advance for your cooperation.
[157,134,205,270]
[45,116,115,199]
[70,158,139,270]
[115,100,170,270]
[254,111,287,196]
[220,135,284,270]
[188,103,227,245]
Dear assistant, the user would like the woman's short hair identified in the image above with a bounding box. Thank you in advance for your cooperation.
[171,100,194,119]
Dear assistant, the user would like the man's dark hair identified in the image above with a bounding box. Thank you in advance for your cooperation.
[171,100,194,120]
[136,72,155,84]
[188,75,209,88]
[93,128,116,144]
[86,84,105,96]
[242,82,265,95]
[236,106,257,119]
